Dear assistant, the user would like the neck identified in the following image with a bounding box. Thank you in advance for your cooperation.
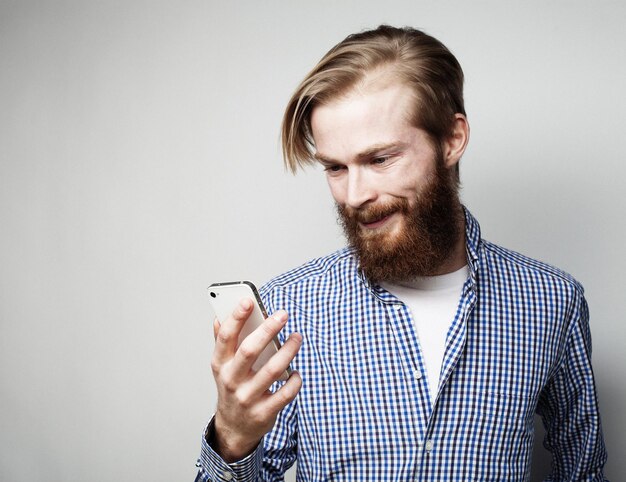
[430,219,467,276]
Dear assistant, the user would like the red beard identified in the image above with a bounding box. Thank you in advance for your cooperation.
[337,160,464,283]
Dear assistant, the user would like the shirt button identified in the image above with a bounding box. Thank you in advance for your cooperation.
[425,439,434,452]
[413,370,422,380]
[221,471,233,480]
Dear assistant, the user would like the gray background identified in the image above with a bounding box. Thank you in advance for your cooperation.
[1,1,624,481]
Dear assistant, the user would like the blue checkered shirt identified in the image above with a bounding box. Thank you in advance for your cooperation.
[196,209,607,481]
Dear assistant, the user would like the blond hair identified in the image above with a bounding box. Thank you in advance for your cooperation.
[281,25,466,174]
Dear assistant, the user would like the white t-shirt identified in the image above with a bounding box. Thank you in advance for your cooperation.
[381,264,469,401]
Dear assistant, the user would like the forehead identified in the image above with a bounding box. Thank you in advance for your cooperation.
[321,66,413,112]
[310,79,418,157]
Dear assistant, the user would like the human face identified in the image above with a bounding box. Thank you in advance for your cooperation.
[311,81,437,232]
[310,80,464,280]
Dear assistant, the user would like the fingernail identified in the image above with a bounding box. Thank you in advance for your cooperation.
[240,298,252,310]
[273,312,288,324]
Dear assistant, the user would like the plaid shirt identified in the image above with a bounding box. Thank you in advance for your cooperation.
[196,209,607,481]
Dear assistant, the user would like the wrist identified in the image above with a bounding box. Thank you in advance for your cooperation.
[208,416,262,463]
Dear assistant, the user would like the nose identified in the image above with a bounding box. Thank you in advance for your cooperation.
[345,168,376,209]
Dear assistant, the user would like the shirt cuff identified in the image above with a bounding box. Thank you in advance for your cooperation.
[195,417,264,482]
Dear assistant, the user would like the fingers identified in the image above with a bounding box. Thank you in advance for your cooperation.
[212,298,253,364]
[210,300,302,454]
[253,332,303,390]
[261,369,303,416]
[231,331,303,405]
[213,317,220,340]
[231,311,290,373]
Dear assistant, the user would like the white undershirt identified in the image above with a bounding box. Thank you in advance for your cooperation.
[381,265,469,400]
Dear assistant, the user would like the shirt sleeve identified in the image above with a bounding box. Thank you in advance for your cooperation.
[536,293,608,481]
[194,394,298,482]
[194,417,264,482]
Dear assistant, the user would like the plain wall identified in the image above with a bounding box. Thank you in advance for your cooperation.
[1,1,624,481]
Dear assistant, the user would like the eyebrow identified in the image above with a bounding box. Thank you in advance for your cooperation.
[314,141,407,164]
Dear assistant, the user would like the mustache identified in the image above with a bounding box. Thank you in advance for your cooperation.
[339,199,409,224]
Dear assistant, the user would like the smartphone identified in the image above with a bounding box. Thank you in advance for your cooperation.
[207,281,291,381]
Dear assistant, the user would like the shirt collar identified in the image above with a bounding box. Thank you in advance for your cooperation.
[462,206,481,288]
[357,205,483,301]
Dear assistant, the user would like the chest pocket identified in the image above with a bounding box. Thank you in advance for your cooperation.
[463,390,536,480]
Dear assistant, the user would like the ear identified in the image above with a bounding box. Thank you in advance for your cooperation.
[442,114,470,169]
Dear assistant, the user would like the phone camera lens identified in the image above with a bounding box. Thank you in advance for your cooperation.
[210,292,217,298]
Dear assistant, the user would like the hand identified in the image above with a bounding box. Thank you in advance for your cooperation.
[210,298,302,462]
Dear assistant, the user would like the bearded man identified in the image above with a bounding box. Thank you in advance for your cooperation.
[196,26,607,481]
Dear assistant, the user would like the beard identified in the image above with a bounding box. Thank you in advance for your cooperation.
[337,159,464,283]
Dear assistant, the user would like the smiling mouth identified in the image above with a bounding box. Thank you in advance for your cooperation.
[360,213,396,230]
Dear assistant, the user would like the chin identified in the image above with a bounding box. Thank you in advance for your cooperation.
[360,225,405,253]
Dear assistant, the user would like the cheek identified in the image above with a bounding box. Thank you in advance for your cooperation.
[399,165,434,197]
[385,175,422,199]
[326,176,346,205]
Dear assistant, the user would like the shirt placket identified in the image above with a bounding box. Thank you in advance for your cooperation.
[383,299,434,473]
[416,280,477,479]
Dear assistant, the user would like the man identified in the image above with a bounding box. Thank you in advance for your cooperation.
[196,26,607,481]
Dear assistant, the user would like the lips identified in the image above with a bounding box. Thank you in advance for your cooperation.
[359,212,396,230]
[359,210,397,230]
[340,199,407,234]
[358,206,396,223]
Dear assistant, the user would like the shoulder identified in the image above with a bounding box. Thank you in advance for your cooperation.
[480,239,586,300]
[260,247,357,297]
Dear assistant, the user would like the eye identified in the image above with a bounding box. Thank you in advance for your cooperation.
[324,164,345,173]
[371,157,389,165]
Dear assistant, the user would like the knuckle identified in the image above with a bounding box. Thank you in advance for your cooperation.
[286,333,302,348]
[238,342,256,362]
[216,330,232,345]
[277,386,295,405]
[222,376,238,393]
[210,357,221,375]
[231,309,245,322]
[234,389,252,409]
[249,407,273,428]
[260,321,276,337]
[233,302,252,320]
[259,362,281,381]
